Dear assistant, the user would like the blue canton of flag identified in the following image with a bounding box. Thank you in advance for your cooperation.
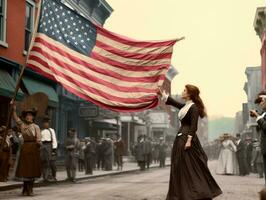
[38,0,97,55]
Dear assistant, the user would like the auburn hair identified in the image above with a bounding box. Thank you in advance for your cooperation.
[185,84,207,118]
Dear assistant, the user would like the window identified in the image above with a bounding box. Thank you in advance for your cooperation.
[0,0,7,45]
[24,0,35,51]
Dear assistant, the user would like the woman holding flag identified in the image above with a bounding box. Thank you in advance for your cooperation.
[159,85,222,200]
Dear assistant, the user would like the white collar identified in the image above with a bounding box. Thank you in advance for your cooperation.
[178,100,194,120]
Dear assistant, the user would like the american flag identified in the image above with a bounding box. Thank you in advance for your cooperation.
[27,0,177,112]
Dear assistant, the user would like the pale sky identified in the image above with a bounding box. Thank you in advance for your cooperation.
[105,0,265,118]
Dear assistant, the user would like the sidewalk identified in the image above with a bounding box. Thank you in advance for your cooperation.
[0,159,171,191]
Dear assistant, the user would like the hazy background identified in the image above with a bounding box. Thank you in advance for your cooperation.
[106,0,265,118]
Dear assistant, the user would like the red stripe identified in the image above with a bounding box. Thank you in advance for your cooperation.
[27,61,159,112]
[62,83,159,112]
[35,36,167,72]
[90,51,168,71]
[29,52,159,93]
[96,26,177,48]
[95,40,173,60]
[31,45,165,84]
[27,63,56,82]
[29,53,158,104]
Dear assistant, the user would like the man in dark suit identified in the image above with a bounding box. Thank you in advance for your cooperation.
[250,91,266,184]
[235,133,248,176]
[114,134,125,170]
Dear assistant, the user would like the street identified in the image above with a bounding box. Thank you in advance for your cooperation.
[0,161,264,200]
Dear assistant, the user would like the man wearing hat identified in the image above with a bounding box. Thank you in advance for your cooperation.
[250,91,266,184]
[11,102,41,196]
[64,128,80,182]
[40,116,58,182]
[235,133,248,176]
[114,134,125,171]
[83,137,95,175]
[158,137,167,168]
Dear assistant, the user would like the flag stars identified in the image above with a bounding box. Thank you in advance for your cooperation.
[64,19,68,22]
[82,45,86,49]
[62,12,65,16]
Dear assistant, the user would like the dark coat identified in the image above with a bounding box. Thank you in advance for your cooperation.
[114,139,125,156]
[257,113,266,155]
[165,96,222,200]
[236,139,246,158]
[135,141,145,162]
[84,142,96,158]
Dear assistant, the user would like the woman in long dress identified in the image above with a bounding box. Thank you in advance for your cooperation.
[160,84,222,200]
[11,102,42,196]
[216,134,237,175]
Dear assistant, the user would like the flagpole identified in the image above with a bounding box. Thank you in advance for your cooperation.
[0,0,43,152]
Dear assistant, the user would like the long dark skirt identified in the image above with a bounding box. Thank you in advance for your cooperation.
[16,141,41,178]
[166,135,222,200]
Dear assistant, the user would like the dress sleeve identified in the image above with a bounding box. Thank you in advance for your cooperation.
[165,96,185,110]
[231,141,237,152]
[188,105,199,137]
[35,125,42,143]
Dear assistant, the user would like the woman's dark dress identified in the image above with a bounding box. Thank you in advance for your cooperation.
[166,97,222,200]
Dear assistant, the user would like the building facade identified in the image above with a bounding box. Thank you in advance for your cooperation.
[239,67,262,139]
[254,7,266,90]
[0,0,114,157]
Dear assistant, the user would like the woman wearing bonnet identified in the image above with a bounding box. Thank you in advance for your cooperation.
[159,84,222,200]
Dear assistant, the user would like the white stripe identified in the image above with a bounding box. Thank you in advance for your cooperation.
[30,46,164,90]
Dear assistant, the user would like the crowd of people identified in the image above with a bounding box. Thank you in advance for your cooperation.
[131,135,169,171]
[0,101,171,196]
[215,132,263,178]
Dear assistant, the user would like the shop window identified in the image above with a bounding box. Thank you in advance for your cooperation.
[24,0,35,51]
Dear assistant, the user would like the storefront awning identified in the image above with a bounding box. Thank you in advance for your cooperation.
[23,77,59,107]
[0,69,24,100]
[93,119,118,130]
